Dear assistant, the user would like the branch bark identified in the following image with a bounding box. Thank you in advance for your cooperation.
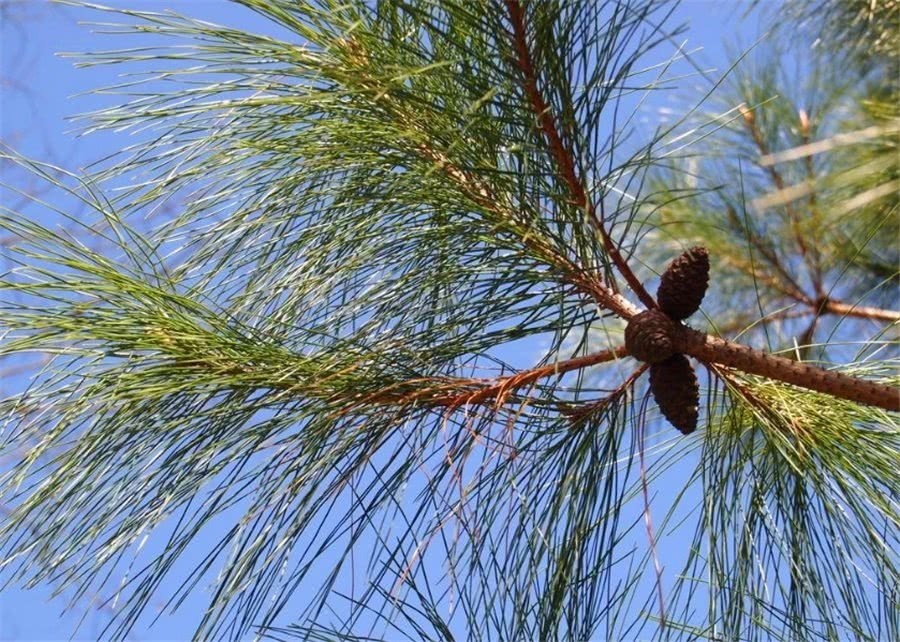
[674,325,899,411]
[821,299,900,323]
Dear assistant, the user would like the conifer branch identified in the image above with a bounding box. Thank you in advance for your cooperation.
[820,298,900,323]
[739,105,812,269]
[674,325,899,411]
[332,35,639,320]
[710,298,900,339]
[2,3,897,639]
[503,0,658,311]
[798,108,826,295]
[356,345,630,410]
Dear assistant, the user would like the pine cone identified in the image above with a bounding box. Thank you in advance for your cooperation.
[657,246,709,321]
[649,353,699,434]
[624,309,678,364]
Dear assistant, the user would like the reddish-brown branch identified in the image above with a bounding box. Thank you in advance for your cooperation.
[503,0,657,311]
[714,298,900,338]
[821,299,900,323]
[354,345,630,411]
[674,325,899,411]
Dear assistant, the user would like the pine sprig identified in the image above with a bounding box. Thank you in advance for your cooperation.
[1,1,898,641]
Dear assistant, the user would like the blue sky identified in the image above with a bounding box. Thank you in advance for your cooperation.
[1,1,767,639]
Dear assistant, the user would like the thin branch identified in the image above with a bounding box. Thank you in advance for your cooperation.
[712,297,900,338]
[758,123,899,166]
[821,299,900,323]
[713,306,814,338]
[798,108,825,296]
[739,105,811,270]
[503,0,657,310]
[355,345,631,410]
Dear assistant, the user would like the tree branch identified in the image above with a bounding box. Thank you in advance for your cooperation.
[355,345,631,410]
[712,298,899,338]
[334,33,643,321]
[821,298,900,323]
[674,325,899,411]
[503,0,657,310]
[418,145,640,320]
[739,105,813,281]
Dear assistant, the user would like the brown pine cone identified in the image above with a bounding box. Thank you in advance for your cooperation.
[649,353,699,434]
[624,309,678,364]
[657,246,709,321]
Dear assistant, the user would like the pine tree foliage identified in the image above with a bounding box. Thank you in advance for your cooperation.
[0,1,897,640]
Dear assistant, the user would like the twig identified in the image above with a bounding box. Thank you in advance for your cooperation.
[356,345,631,410]
[739,106,811,270]
[798,109,825,296]
[713,298,899,338]
[504,0,657,310]
[419,144,640,319]
[821,299,900,323]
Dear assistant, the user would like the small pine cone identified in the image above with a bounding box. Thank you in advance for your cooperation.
[649,353,699,435]
[657,246,710,321]
[625,309,678,364]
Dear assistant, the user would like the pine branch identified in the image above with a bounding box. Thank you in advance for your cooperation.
[356,345,630,410]
[738,105,813,275]
[675,324,899,411]
[2,3,897,640]
[709,298,900,340]
[417,134,641,320]
[622,289,897,412]
[820,298,900,323]
[798,108,826,295]
[331,33,640,321]
[503,0,657,311]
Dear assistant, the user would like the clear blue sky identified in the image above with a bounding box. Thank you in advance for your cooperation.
[1,1,765,640]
